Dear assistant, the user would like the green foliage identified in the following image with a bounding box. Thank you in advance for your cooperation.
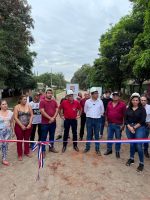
[36,72,66,89]
[71,64,94,89]
[71,0,150,93]
[0,0,36,89]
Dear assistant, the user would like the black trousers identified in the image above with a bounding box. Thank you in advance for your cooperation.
[79,113,86,140]
[30,124,42,141]
[63,119,77,147]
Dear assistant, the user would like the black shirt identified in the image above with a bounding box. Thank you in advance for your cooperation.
[102,98,112,111]
[125,106,146,126]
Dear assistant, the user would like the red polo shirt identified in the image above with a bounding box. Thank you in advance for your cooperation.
[40,98,58,124]
[59,99,81,119]
[106,101,126,124]
[80,98,87,114]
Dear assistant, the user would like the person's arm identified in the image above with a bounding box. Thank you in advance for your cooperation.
[125,108,135,133]
[51,103,59,122]
[58,102,65,119]
[10,112,15,137]
[76,103,82,119]
[26,105,33,129]
[101,101,104,116]
[13,106,26,130]
[121,104,127,131]
[84,101,88,114]
[40,101,53,122]
[133,107,146,130]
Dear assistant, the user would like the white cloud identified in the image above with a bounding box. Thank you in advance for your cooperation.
[28,0,132,81]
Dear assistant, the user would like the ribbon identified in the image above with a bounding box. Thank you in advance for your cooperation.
[0,138,150,180]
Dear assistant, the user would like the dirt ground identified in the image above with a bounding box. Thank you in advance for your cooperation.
[0,92,150,200]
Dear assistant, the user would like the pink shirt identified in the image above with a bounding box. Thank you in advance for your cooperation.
[40,98,58,124]
[106,101,126,124]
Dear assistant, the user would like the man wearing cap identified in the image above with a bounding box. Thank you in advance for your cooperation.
[59,89,82,152]
[141,95,150,158]
[79,91,90,140]
[83,87,104,155]
[104,91,126,158]
[29,92,41,148]
[100,90,112,138]
[40,88,59,156]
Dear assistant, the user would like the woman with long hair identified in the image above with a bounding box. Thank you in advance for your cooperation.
[125,93,146,172]
[14,95,33,161]
[0,100,14,166]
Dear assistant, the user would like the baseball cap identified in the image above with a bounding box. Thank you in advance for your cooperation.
[90,87,98,93]
[66,90,74,95]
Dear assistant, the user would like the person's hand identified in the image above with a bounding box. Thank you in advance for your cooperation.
[120,125,125,132]
[60,115,65,120]
[76,115,80,120]
[26,124,31,129]
[49,117,55,124]
[105,121,108,127]
[12,131,15,138]
[21,125,26,130]
[128,126,135,134]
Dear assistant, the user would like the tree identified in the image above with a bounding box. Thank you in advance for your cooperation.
[71,64,93,89]
[0,0,36,89]
[36,72,66,89]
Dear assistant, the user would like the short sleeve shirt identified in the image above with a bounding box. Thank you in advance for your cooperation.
[40,99,58,124]
[59,100,81,119]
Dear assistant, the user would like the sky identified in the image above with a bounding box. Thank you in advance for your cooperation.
[28,0,132,81]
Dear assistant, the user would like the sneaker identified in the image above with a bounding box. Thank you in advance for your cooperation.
[104,150,112,155]
[137,163,144,172]
[56,135,62,140]
[96,150,101,156]
[83,148,90,153]
[62,146,67,153]
[49,147,59,153]
[116,152,120,159]
[74,146,79,152]
[126,159,134,166]
[99,135,103,139]
[144,151,150,158]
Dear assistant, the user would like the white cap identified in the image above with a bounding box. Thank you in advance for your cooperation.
[90,87,98,93]
[66,89,74,95]
[130,92,140,98]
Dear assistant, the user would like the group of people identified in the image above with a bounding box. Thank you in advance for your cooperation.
[0,87,149,173]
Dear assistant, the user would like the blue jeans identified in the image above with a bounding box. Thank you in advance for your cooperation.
[144,126,150,151]
[107,123,122,152]
[86,117,101,151]
[126,126,146,164]
[100,115,105,136]
[41,122,56,152]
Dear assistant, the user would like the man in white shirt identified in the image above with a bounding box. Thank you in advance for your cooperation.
[141,95,150,158]
[83,87,104,155]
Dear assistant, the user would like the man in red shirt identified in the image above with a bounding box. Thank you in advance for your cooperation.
[59,90,82,153]
[104,91,126,158]
[40,88,59,156]
[79,92,90,140]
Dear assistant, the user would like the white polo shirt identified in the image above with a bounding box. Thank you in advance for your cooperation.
[84,98,104,118]
[145,104,150,123]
